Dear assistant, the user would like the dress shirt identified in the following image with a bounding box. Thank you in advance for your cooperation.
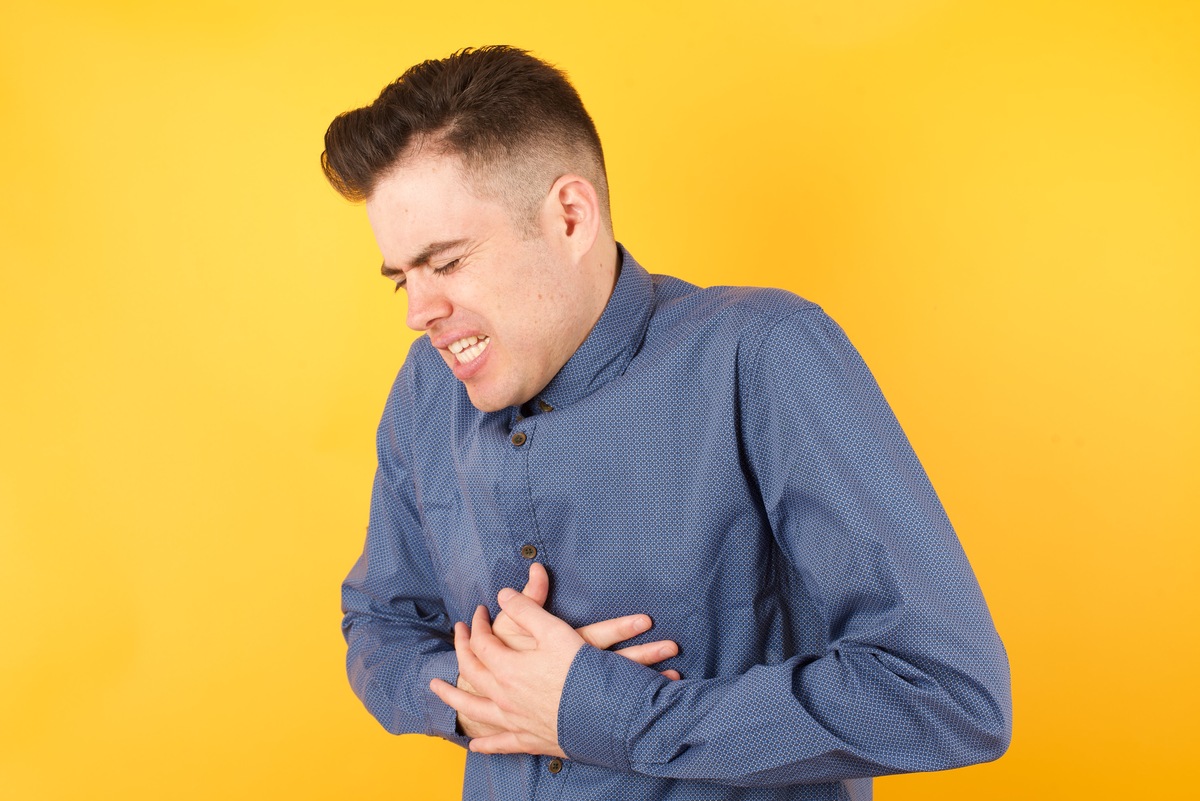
[341,246,1011,801]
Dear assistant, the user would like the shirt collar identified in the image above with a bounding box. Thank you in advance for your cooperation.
[532,243,654,412]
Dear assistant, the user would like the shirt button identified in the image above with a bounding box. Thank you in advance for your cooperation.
[520,544,538,559]
[547,758,563,774]
[511,431,527,447]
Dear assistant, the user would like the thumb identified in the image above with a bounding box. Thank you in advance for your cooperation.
[519,561,550,607]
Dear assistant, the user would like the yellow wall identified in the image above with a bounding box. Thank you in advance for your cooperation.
[2,1,1196,798]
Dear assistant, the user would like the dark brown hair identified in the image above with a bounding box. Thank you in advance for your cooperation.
[321,46,609,222]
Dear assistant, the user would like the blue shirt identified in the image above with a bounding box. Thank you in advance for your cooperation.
[342,247,1011,801]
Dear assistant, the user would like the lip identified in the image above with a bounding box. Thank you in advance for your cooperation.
[431,330,488,351]
[432,331,491,382]
[449,338,490,381]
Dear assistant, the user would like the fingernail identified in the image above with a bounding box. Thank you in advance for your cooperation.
[498,587,517,602]
[634,615,651,631]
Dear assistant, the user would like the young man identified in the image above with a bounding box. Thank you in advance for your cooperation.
[324,46,1011,801]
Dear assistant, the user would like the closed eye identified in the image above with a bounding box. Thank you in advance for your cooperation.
[386,256,461,293]
[433,258,461,275]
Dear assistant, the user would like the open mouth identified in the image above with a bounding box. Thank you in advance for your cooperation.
[448,335,490,364]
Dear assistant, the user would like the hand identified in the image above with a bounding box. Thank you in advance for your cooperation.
[433,591,583,756]
[453,563,680,739]
[488,563,681,674]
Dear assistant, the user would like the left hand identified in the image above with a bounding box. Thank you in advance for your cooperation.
[430,587,588,757]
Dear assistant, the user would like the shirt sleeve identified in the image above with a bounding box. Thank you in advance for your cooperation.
[557,304,1012,785]
[340,362,469,747]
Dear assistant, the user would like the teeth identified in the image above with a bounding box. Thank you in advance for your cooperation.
[447,335,479,354]
[448,335,489,364]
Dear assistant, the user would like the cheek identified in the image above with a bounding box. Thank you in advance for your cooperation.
[486,246,577,354]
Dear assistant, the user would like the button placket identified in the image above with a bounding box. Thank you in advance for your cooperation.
[496,417,545,598]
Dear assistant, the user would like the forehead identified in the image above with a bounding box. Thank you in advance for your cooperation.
[365,154,508,258]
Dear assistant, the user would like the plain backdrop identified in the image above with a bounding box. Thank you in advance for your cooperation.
[2,1,1197,798]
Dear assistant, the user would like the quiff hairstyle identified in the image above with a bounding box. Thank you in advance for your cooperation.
[321,46,610,228]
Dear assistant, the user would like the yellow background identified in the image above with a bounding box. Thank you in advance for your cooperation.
[2,1,1197,798]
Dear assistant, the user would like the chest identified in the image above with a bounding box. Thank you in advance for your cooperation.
[410,358,774,628]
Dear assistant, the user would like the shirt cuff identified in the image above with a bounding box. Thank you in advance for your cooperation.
[557,644,664,772]
[420,649,470,747]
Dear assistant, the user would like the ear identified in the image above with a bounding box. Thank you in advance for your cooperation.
[544,174,600,258]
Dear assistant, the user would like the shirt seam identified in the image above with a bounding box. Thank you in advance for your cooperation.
[742,303,838,649]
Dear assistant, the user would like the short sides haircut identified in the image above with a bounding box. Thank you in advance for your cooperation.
[322,46,609,226]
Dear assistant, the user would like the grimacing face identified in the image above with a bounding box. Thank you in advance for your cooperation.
[365,153,603,413]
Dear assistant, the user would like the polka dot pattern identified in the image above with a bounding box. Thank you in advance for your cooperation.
[341,247,1011,801]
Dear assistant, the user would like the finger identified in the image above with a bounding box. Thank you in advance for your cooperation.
[520,561,550,607]
[454,617,495,694]
[495,586,571,641]
[469,731,563,757]
[430,676,500,724]
[613,638,679,666]
[472,603,493,634]
[468,602,508,666]
[471,603,498,644]
[467,731,527,755]
[576,613,653,650]
[661,669,682,681]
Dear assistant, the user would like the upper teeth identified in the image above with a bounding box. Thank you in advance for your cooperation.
[448,335,489,364]
[448,335,484,353]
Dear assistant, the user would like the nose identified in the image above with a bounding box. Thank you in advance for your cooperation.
[404,274,453,331]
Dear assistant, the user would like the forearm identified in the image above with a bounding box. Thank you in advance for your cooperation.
[554,303,1007,785]
[343,605,467,744]
[343,364,473,743]
[558,633,1010,786]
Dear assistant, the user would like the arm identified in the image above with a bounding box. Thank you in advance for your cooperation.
[344,368,678,744]
[555,306,1012,784]
[341,418,465,742]
[345,498,679,745]
[446,304,1011,783]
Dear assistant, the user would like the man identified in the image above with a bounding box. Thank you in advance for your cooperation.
[324,46,1011,801]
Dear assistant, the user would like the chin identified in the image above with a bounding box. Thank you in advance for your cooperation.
[464,387,511,414]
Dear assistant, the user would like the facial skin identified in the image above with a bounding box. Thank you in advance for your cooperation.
[365,152,617,412]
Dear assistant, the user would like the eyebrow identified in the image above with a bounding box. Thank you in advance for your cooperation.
[380,239,469,280]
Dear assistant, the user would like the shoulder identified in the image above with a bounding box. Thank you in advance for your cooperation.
[647,274,834,350]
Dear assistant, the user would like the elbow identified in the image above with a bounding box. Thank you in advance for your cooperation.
[921,630,1014,769]
[977,680,1014,762]
[959,704,1012,766]
[905,693,1011,773]
[884,646,1012,771]
[935,668,1013,769]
